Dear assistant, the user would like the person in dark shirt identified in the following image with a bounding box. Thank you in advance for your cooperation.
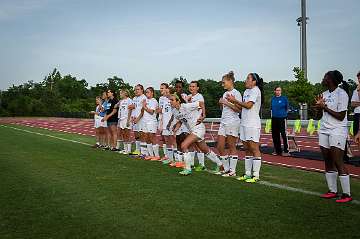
[270,86,289,156]
[102,89,119,151]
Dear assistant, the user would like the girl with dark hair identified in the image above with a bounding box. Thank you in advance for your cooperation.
[217,71,242,177]
[101,89,119,151]
[169,94,223,176]
[226,73,264,183]
[129,84,147,155]
[315,70,352,203]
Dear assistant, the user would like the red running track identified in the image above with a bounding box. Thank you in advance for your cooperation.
[1,117,359,178]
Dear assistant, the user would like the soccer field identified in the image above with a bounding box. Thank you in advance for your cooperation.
[0,124,359,238]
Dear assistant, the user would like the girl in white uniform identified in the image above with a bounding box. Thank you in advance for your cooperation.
[137,87,160,160]
[117,89,133,154]
[227,73,263,183]
[129,84,147,155]
[187,81,206,171]
[217,71,242,177]
[157,83,176,162]
[315,70,352,203]
[169,94,223,176]
[90,96,103,148]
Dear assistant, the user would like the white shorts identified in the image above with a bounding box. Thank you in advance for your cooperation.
[118,118,131,130]
[218,121,240,138]
[319,132,346,150]
[94,115,107,128]
[240,126,260,143]
[143,121,157,134]
[133,119,144,132]
[191,124,206,141]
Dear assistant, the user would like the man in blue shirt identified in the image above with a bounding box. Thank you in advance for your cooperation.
[270,86,289,156]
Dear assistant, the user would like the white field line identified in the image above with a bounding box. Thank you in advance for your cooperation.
[1,124,359,205]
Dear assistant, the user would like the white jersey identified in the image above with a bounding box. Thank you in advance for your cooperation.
[132,94,147,118]
[320,87,348,136]
[221,89,241,124]
[351,89,360,114]
[159,96,172,126]
[118,98,133,120]
[143,98,158,122]
[188,93,204,120]
[173,101,202,132]
[241,86,261,128]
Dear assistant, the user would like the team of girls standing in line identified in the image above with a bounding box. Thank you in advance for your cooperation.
[91,69,353,203]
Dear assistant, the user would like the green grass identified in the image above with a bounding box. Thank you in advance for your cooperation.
[0,124,359,239]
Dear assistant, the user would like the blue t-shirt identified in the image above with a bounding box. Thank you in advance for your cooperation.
[98,100,108,117]
[271,96,288,118]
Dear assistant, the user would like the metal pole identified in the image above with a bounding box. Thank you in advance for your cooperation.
[301,0,307,79]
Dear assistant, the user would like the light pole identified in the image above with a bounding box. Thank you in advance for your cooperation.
[297,0,308,80]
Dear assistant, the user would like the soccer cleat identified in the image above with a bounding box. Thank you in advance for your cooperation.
[150,156,161,161]
[169,162,177,167]
[175,162,185,168]
[245,177,260,183]
[129,150,141,156]
[236,174,252,181]
[161,156,169,161]
[335,194,353,203]
[194,165,206,172]
[211,165,224,175]
[179,169,192,176]
[162,159,171,165]
[222,171,237,177]
[144,156,153,161]
[118,150,127,154]
[320,191,338,199]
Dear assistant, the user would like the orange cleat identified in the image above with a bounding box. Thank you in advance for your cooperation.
[175,162,185,168]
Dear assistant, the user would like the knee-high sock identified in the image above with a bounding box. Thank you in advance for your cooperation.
[153,144,159,157]
[206,151,222,166]
[147,144,154,157]
[140,142,148,156]
[325,171,338,193]
[229,155,238,173]
[162,144,167,156]
[167,148,174,161]
[244,156,253,177]
[116,140,123,150]
[252,157,262,178]
[183,152,192,171]
[135,141,140,152]
[173,148,179,161]
[220,156,229,172]
[190,151,196,166]
[197,152,205,166]
[126,143,132,153]
[178,151,184,162]
[339,174,351,196]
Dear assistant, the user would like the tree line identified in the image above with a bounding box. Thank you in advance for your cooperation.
[0,67,356,119]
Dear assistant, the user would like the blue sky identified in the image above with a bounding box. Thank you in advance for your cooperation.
[0,0,359,90]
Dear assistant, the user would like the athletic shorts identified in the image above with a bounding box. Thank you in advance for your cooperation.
[118,118,131,130]
[191,124,206,141]
[218,121,240,138]
[240,126,260,143]
[143,121,157,134]
[133,119,144,132]
[95,115,107,128]
[319,132,346,150]
[107,121,118,127]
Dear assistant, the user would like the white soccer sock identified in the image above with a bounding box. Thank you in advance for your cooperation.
[190,151,196,166]
[135,141,141,152]
[197,152,205,167]
[244,156,253,177]
[162,144,167,156]
[325,171,338,193]
[167,148,174,161]
[206,151,222,166]
[183,152,192,171]
[178,151,184,162]
[126,143,132,153]
[173,148,179,161]
[147,144,154,157]
[140,142,148,156]
[116,140,122,150]
[252,157,262,178]
[220,156,229,172]
[339,174,351,196]
[153,144,160,157]
[229,155,238,174]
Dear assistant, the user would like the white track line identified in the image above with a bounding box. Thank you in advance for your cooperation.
[1,124,359,205]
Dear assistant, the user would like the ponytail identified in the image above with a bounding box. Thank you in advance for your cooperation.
[251,73,264,107]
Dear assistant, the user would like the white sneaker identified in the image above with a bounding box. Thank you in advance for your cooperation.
[118,150,127,154]
[222,171,237,177]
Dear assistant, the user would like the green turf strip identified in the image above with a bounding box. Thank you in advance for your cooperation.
[0,125,359,238]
